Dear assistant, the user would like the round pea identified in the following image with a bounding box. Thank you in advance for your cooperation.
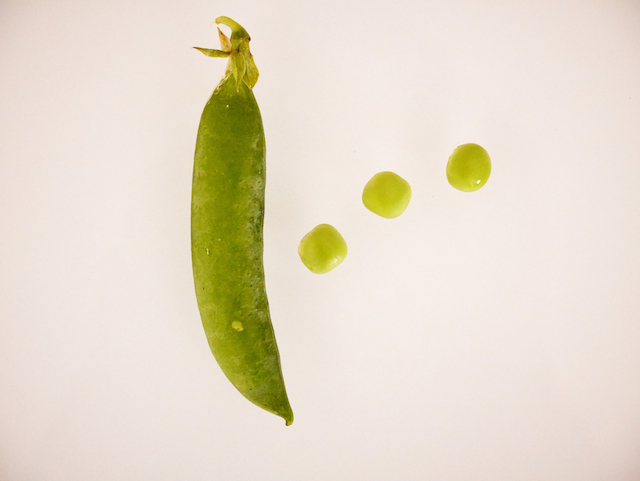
[362,171,412,218]
[298,224,348,274]
[446,143,491,192]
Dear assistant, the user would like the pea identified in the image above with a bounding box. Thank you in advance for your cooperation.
[362,171,412,218]
[298,224,348,274]
[446,143,491,192]
[191,17,293,425]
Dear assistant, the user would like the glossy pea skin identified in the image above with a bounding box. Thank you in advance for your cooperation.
[298,224,348,274]
[362,171,412,218]
[446,143,491,192]
[191,18,293,425]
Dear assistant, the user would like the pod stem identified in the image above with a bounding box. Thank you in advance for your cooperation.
[194,16,259,89]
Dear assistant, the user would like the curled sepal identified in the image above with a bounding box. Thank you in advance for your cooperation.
[215,16,259,89]
[218,27,232,52]
[238,44,259,89]
[194,17,259,89]
[193,47,230,58]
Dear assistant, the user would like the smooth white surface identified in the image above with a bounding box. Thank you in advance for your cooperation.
[1,1,640,480]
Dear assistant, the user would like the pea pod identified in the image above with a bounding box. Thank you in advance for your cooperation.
[191,17,293,425]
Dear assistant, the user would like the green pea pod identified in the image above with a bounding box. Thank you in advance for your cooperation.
[191,17,293,425]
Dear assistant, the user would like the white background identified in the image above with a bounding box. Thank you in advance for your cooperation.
[1,1,640,480]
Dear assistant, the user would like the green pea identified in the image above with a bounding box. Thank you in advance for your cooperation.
[298,224,348,274]
[362,171,412,218]
[446,143,491,192]
[191,17,293,425]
